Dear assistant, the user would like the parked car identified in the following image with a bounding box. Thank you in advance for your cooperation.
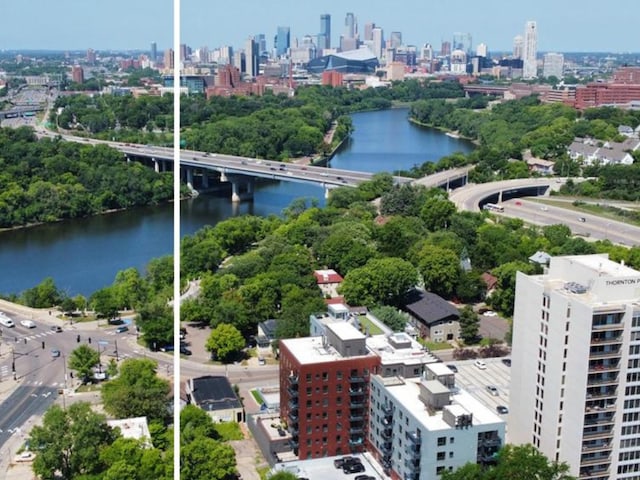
[355,476,375,480]
[0,315,15,328]
[446,364,458,373]
[486,385,499,396]
[20,320,35,328]
[334,457,355,469]
[344,463,365,474]
[179,346,192,356]
[496,405,509,415]
[115,325,129,334]
[501,358,512,367]
[474,359,487,370]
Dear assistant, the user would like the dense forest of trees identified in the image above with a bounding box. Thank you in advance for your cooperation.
[0,127,173,228]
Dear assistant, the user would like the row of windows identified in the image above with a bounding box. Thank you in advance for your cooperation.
[624,398,640,409]
[619,463,640,474]
[620,437,640,449]
[625,385,640,395]
[630,358,640,369]
[627,372,640,383]
[621,424,640,436]
[303,369,370,383]
[620,450,640,462]
[630,345,640,356]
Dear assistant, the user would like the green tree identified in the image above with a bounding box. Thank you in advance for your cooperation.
[29,402,117,480]
[180,404,220,444]
[268,472,299,480]
[370,305,408,332]
[136,297,173,350]
[205,323,246,362]
[90,287,120,319]
[415,244,460,298]
[105,358,119,379]
[458,305,480,344]
[101,358,171,421]
[68,344,100,384]
[181,437,237,480]
[22,277,62,308]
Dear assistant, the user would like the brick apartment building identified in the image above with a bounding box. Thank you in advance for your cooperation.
[279,323,381,459]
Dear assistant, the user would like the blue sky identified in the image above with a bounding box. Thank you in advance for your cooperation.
[0,0,172,51]
[1,0,638,53]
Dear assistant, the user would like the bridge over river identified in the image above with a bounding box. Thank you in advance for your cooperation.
[38,129,472,202]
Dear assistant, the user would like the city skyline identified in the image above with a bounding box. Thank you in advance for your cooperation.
[2,1,639,54]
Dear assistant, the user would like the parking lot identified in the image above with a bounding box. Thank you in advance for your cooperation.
[270,453,386,480]
[447,357,512,437]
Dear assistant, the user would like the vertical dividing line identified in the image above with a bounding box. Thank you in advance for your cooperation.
[173,0,181,477]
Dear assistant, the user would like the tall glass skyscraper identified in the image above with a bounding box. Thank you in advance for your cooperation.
[275,26,290,58]
[319,14,331,49]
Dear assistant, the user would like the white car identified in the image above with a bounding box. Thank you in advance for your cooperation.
[474,360,487,370]
[20,320,36,328]
[483,310,497,317]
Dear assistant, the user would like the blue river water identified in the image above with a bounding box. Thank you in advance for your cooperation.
[0,108,473,296]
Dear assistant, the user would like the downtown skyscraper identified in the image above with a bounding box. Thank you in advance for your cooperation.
[523,20,538,78]
[318,14,331,50]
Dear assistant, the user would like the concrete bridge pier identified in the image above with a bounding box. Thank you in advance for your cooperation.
[498,190,503,203]
[231,178,255,203]
[153,158,160,173]
[201,171,209,188]
[186,168,194,190]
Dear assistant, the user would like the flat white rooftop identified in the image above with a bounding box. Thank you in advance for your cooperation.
[327,321,365,341]
[383,377,503,431]
[283,335,372,365]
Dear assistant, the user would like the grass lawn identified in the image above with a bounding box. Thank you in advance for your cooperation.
[76,383,102,393]
[421,340,454,351]
[250,389,264,406]
[357,315,384,335]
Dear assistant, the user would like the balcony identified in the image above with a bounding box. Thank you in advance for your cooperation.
[582,442,612,453]
[585,401,616,413]
[381,442,392,454]
[349,436,364,446]
[590,333,623,345]
[349,388,366,396]
[404,473,420,480]
[583,426,614,439]
[350,400,366,408]
[288,399,299,410]
[586,388,617,400]
[288,374,299,385]
[588,362,620,374]
[589,346,621,359]
[382,428,393,440]
[382,404,393,415]
[587,373,619,386]
[404,457,420,470]
[583,413,615,427]
[350,413,364,422]
[286,386,299,398]
[406,430,422,446]
[580,466,610,480]
[289,425,299,436]
[349,425,364,434]
[580,454,611,467]
[287,410,298,423]
[349,376,366,384]
[592,321,624,331]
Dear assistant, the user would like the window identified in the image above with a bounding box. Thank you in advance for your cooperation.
[437,437,446,446]
[306,387,312,396]
[337,371,343,380]
[322,372,328,381]
[306,373,312,382]
[437,466,445,474]
[437,452,446,461]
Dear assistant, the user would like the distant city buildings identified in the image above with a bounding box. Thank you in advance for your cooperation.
[522,21,538,79]
[150,42,157,62]
[71,65,84,84]
[318,14,331,50]
[542,53,564,79]
[275,26,290,58]
[244,36,259,78]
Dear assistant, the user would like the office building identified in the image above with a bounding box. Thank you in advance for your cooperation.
[369,363,505,478]
[86,48,96,64]
[476,43,488,58]
[613,67,640,84]
[371,27,384,60]
[452,32,472,56]
[510,254,640,479]
[440,41,451,57]
[163,48,174,69]
[71,65,84,84]
[363,22,375,42]
[254,34,267,56]
[275,26,290,58]
[543,53,564,79]
[150,42,157,62]
[389,32,402,50]
[244,36,259,78]
[320,14,331,49]
[344,12,356,40]
[513,35,524,59]
[523,21,538,79]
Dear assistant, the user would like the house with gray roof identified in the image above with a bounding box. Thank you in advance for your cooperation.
[400,289,460,342]
[567,137,638,166]
[186,375,244,422]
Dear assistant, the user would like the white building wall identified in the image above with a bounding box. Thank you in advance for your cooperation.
[523,21,538,79]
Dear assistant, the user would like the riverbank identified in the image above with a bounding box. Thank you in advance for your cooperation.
[408,116,480,146]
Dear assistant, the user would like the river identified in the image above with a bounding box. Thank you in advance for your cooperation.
[0,108,473,296]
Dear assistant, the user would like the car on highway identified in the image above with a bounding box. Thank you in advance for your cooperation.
[20,320,36,328]
[50,325,62,333]
[474,359,487,370]
[486,385,499,396]
[0,314,15,328]
[51,349,61,358]
[496,405,509,415]
[115,325,129,333]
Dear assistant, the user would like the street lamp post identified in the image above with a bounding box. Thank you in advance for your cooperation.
[61,353,67,410]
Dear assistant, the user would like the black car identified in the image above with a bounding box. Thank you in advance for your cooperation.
[446,364,458,373]
[334,457,355,469]
[501,358,511,367]
[180,346,192,356]
[344,463,365,474]
[496,405,509,415]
